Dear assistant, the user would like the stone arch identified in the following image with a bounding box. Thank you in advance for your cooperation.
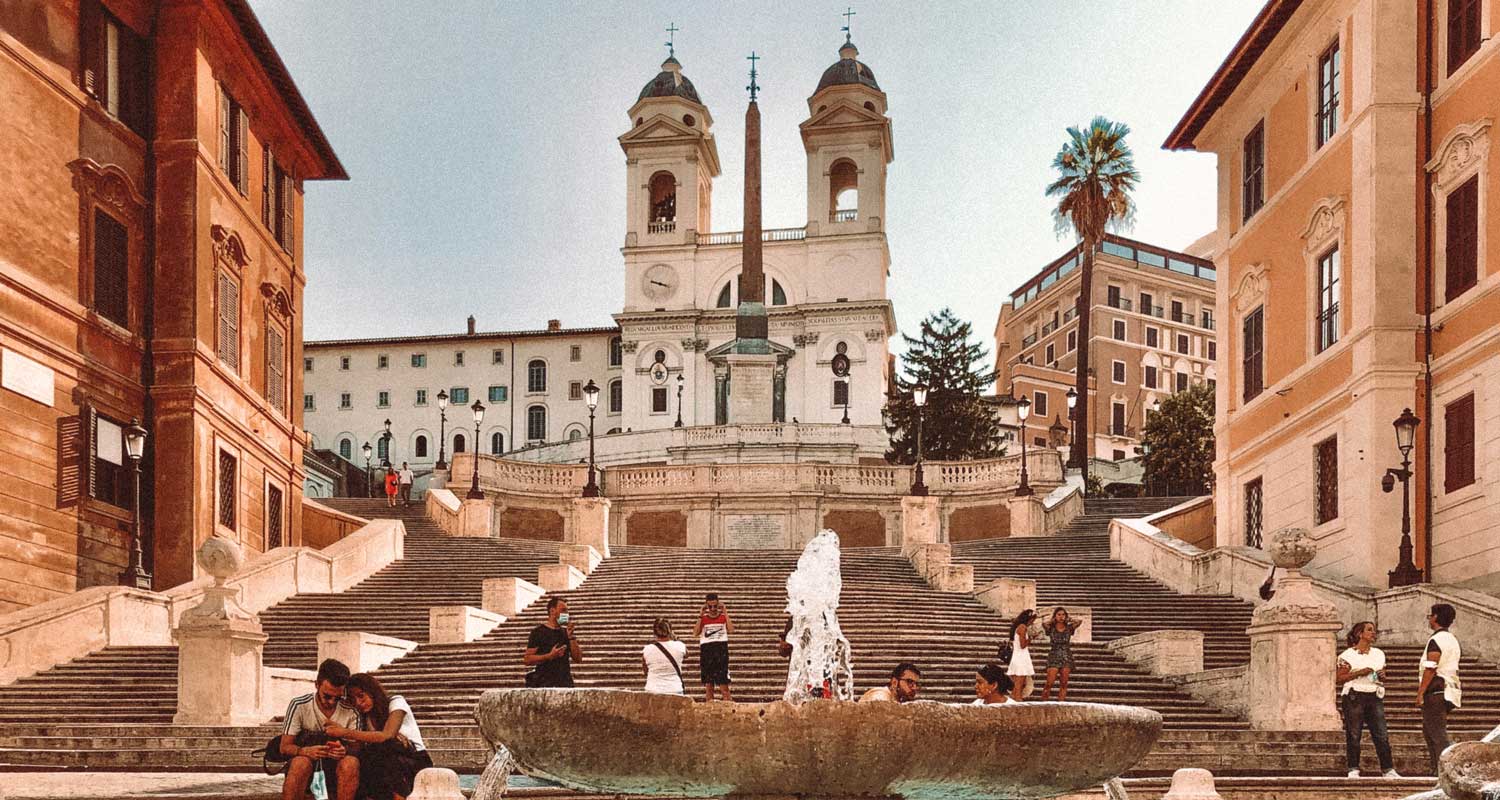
[648,170,677,224]
[829,157,859,220]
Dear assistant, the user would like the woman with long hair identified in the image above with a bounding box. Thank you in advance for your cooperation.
[324,673,433,800]
[973,663,1013,705]
[1005,609,1037,701]
[1337,621,1398,778]
[1038,606,1083,701]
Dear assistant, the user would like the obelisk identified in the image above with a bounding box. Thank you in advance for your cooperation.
[726,51,777,423]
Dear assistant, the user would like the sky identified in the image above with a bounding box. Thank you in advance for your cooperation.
[254,1,1263,357]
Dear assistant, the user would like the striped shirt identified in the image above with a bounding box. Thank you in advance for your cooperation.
[283,693,362,737]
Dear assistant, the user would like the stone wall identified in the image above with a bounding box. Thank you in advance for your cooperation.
[626,510,689,547]
[301,500,366,550]
[820,509,886,547]
[497,506,565,541]
[947,503,1010,542]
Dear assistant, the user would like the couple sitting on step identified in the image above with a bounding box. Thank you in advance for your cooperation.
[273,658,432,800]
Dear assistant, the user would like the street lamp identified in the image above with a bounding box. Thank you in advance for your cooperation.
[381,418,392,467]
[1385,407,1423,587]
[435,390,449,471]
[674,374,684,428]
[841,378,851,425]
[1065,387,1079,468]
[119,419,152,589]
[1140,438,1153,497]
[583,379,601,497]
[361,441,373,496]
[467,400,486,500]
[1016,394,1034,497]
[910,382,930,496]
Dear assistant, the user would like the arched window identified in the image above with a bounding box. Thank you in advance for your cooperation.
[491,432,505,454]
[717,276,788,308]
[453,433,466,453]
[609,336,623,367]
[648,172,676,229]
[376,436,389,463]
[716,283,732,308]
[568,428,584,441]
[415,435,428,459]
[528,359,547,393]
[771,278,787,306]
[609,379,623,413]
[830,159,858,222]
[527,405,547,441]
[339,438,352,459]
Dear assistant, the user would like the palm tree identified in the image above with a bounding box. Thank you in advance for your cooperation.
[1045,117,1140,490]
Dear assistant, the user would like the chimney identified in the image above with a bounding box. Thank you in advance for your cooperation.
[547,319,561,332]
[466,315,476,335]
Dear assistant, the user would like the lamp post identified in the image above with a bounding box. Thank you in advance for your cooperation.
[841,378,851,425]
[381,418,392,468]
[361,442,373,496]
[435,390,449,471]
[910,382,929,496]
[1140,439,1153,497]
[119,419,152,589]
[583,379,601,497]
[1065,387,1078,468]
[1016,395,1034,497]
[467,400,486,500]
[1385,407,1424,587]
[674,374,684,428]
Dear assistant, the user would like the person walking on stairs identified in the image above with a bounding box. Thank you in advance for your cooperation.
[397,462,415,507]
[973,663,1013,705]
[278,659,362,800]
[524,597,583,688]
[1038,607,1082,701]
[383,468,399,508]
[1417,603,1462,775]
[642,617,687,695]
[694,593,734,702]
[1336,621,1398,778]
[1004,609,1037,702]
[326,672,433,800]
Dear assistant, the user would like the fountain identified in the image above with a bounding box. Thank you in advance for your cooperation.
[475,529,1162,799]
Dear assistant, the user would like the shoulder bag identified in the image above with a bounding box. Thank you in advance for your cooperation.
[651,641,683,683]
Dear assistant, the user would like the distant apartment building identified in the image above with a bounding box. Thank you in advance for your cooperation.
[302,319,621,477]
[1165,0,1500,589]
[995,235,1218,461]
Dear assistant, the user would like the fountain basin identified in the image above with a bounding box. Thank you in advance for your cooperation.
[476,689,1162,799]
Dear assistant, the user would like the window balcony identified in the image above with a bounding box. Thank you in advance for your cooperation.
[830,209,858,223]
[1063,308,1076,322]
[1022,333,1038,348]
[1040,320,1058,335]
[1201,315,1216,331]
[1107,297,1133,312]
[1172,311,1196,326]
[1146,305,1164,318]
[648,220,676,234]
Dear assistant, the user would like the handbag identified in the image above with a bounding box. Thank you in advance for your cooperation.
[651,641,683,684]
[998,640,1014,665]
[255,731,329,776]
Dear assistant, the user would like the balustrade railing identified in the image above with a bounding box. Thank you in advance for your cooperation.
[648,220,676,234]
[696,227,808,246]
[1107,297,1133,312]
[830,209,858,223]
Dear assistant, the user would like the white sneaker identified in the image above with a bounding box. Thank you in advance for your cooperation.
[1347,769,1361,778]
[1383,770,1402,778]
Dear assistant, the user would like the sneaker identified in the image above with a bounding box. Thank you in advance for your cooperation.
[1383,770,1401,778]
[1347,770,1361,778]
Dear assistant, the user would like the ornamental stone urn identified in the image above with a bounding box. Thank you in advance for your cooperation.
[181,534,253,622]
[1246,527,1341,731]
[1265,526,1317,573]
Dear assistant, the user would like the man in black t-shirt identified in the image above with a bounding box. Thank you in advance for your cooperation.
[524,596,582,687]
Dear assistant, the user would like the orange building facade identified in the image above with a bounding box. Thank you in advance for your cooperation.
[1167,0,1500,589]
[0,0,344,611]
[995,235,1218,462]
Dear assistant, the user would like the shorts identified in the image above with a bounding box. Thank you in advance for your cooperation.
[699,641,731,685]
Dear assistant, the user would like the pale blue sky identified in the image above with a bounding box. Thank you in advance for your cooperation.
[254,1,1261,347]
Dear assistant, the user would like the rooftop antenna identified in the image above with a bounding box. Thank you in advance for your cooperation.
[746,51,760,101]
[665,22,679,58]
[841,7,856,42]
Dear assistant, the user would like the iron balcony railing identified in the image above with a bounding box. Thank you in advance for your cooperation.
[1022,333,1038,347]
[1107,297,1133,312]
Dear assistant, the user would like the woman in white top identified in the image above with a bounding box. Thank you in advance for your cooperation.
[1005,609,1036,702]
[328,673,432,800]
[972,663,1013,705]
[1336,621,1397,778]
[642,617,687,695]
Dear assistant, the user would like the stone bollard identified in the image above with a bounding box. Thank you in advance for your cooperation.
[173,536,268,725]
[408,767,464,800]
[1246,528,1342,731]
[1161,768,1224,800]
[900,496,942,556]
[572,497,611,557]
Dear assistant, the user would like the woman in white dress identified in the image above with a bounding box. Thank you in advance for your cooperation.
[972,663,1013,705]
[1005,609,1037,701]
[641,617,687,695]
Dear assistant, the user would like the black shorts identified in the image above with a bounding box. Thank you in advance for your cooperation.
[700,641,731,685]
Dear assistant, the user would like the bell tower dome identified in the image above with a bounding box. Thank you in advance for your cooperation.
[620,56,721,248]
[801,38,893,236]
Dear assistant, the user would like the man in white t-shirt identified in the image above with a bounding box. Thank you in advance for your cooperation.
[397,462,415,507]
[641,617,687,694]
[280,659,362,800]
[1417,603,1462,776]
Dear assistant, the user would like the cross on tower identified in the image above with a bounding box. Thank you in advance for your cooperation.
[664,22,679,57]
[841,7,856,42]
[746,51,760,101]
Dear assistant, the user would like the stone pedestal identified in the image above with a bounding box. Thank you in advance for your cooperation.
[538,563,585,592]
[725,352,776,424]
[173,537,268,726]
[1008,494,1047,538]
[975,578,1036,620]
[409,767,464,800]
[458,498,491,537]
[559,544,603,575]
[1161,768,1224,800]
[900,496,941,556]
[482,577,545,618]
[429,468,448,491]
[571,497,611,558]
[1107,629,1203,675]
[429,606,503,644]
[1246,528,1342,732]
[316,632,418,673]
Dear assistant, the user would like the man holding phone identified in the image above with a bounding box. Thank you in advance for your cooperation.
[524,596,583,687]
[694,593,735,702]
[280,659,362,800]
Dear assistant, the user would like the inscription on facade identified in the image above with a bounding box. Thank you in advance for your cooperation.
[723,513,787,549]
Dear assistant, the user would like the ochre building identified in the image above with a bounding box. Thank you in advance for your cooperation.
[0,0,344,610]
[1166,0,1500,589]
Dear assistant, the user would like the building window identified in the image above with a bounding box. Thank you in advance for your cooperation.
[1066,330,1076,352]
[304,357,313,372]
[1317,41,1340,147]
[415,435,428,459]
[87,409,133,510]
[1445,175,1479,301]
[377,391,390,408]
[217,448,237,530]
[453,433,466,453]
[339,392,351,409]
[1107,285,1123,308]
[216,271,240,371]
[1445,393,1476,492]
[1242,306,1264,402]
[569,381,583,401]
[527,406,547,441]
[1243,121,1265,221]
[1112,449,1127,461]
[1171,300,1185,323]
[339,356,350,370]
[570,345,582,362]
[1208,341,1217,361]
[1244,478,1264,548]
[416,389,428,406]
[1314,436,1339,525]
[528,359,547,393]
[1112,361,1126,384]
[1449,0,1482,75]
[652,387,668,413]
[378,354,389,369]
[450,387,469,405]
[1112,319,1126,341]
[1045,343,1055,364]
[1317,247,1340,352]
[1176,372,1189,393]
[265,483,284,550]
[275,166,294,253]
[493,349,505,365]
[1176,333,1190,355]
[454,351,465,367]
[265,325,286,415]
[489,385,507,403]
[609,380,623,413]
[609,337,623,367]
[217,85,248,195]
[491,432,505,454]
[303,394,315,411]
[376,436,389,464]
[92,210,129,328]
[81,2,149,135]
[833,379,850,406]
[1139,292,1155,316]
[339,438,351,459]
[1146,327,1159,349]
[1033,391,1048,417]
[1145,365,1158,389]
[261,146,273,229]
[1111,402,1126,436]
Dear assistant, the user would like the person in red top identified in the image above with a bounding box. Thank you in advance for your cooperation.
[693,593,734,702]
[383,468,399,507]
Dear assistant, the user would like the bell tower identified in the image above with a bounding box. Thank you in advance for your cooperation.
[620,55,720,250]
[800,38,893,237]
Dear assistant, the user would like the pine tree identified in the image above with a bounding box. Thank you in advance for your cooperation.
[886,308,1005,464]
[1140,383,1215,496]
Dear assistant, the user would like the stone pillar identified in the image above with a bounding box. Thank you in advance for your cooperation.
[409,767,465,800]
[975,578,1036,620]
[1161,768,1224,800]
[429,467,448,491]
[458,498,491,537]
[1008,494,1047,537]
[173,537,268,726]
[1246,528,1342,731]
[724,352,776,424]
[571,497,611,558]
[900,495,941,555]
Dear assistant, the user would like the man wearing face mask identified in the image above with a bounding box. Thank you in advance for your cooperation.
[524,597,583,687]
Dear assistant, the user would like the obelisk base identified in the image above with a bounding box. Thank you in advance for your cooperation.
[725,352,776,424]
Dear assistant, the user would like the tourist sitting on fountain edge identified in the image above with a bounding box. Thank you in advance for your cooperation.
[973,663,1014,705]
[858,662,922,703]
